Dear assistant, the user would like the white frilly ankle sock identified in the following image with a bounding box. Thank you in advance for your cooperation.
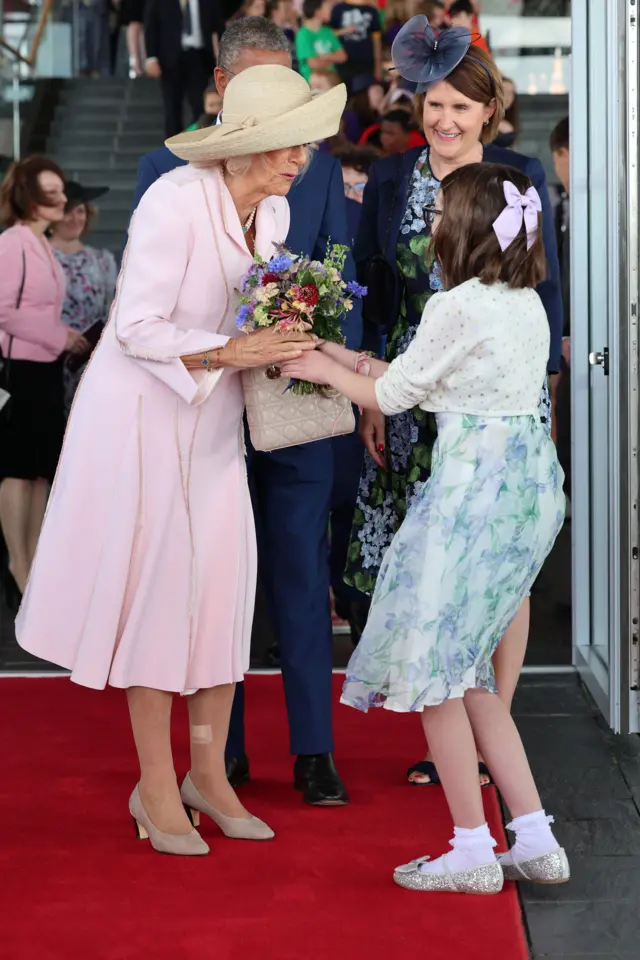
[418,823,498,875]
[500,809,559,865]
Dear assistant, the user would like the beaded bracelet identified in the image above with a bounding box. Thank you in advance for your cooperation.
[354,352,371,377]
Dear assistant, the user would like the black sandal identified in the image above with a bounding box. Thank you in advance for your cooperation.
[478,762,494,787]
[406,760,494,787]
[406,761,441,785]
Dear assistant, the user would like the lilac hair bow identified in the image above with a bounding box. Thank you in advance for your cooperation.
[492,181,542,252]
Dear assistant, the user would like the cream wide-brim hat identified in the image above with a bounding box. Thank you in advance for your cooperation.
[165,64,347,162]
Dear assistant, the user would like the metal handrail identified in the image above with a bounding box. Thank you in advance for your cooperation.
[0,0,54,67]
[1,0,56,160]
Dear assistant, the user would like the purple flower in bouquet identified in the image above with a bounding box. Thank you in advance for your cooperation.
[346,280,368,298]
[240,261,264,293]
[267,253,293,274]
[236,304,253,330]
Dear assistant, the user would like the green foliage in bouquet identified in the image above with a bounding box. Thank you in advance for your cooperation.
[235,243,367,395]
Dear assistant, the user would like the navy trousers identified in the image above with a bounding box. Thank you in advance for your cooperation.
[330,425,365,606]
[226,434,335,759]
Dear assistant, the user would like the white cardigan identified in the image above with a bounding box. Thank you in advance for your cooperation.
[376,278,550,418]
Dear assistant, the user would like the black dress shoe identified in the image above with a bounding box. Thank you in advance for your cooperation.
[225,752,250,787]
[293,752,349,806]
[264,642,281,668]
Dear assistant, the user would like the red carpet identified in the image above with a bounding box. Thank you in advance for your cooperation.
[0,675,528,960]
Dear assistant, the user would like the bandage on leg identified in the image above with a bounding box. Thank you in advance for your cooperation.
[190,724,213,745]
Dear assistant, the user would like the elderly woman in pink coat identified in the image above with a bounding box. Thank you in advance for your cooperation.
[16,65,347,856]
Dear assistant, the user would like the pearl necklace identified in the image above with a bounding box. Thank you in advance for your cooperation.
[242,207,257,234]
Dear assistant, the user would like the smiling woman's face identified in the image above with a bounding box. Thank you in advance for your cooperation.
[52,202,88,242]
[423,80,494,163]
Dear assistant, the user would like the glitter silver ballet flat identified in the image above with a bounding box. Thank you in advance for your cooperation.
[499,847,570,884]
[393,855,504,895]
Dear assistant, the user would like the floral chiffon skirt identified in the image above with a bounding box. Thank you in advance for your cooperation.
[344,380,552,598]
[340,411,565,713]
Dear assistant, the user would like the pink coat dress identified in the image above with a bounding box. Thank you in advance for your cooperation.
[16,164,290,693]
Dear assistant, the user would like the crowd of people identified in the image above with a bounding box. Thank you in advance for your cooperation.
[0,5,574,895]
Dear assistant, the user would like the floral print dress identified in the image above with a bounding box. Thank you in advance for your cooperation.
[54,245,117,414]
[344,149,441,597]
[344,148,551,598]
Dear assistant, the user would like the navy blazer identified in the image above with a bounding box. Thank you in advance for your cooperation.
[354,144,563,372]
[131,147,362,349]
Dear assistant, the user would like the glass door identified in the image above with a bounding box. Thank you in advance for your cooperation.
[571,0,640,733]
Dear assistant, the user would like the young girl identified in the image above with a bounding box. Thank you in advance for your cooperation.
[281,163,569,894]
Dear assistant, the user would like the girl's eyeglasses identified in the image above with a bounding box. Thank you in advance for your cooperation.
[344,182,366,197]
[424,205,443,226]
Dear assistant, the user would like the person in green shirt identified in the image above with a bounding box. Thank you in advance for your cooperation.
[296,0,347,83]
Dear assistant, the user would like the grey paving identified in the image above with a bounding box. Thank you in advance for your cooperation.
[512,676,640,959]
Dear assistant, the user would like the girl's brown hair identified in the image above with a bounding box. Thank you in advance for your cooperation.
[415,47,504,143]
[0,155,65,227]
[434,163,547,290]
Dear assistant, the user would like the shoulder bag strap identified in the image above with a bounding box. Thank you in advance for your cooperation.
[15,247,26,310]
[3,247,26,377]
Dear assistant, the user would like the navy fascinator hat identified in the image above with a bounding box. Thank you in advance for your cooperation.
[391,15,472,93]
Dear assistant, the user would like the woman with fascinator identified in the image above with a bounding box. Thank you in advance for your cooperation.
[280,162,569,893]
[16,66,345,856]
[344,15,563,787]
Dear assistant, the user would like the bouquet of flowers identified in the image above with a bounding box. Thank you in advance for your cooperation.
[235,243,366,395]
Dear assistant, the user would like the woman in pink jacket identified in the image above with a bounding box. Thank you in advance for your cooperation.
[0,157,88,607]
[16,66,346,856]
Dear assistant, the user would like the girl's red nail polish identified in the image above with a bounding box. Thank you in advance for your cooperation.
[377,444,385,453]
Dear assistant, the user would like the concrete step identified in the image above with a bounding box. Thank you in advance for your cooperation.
[50,142,164,163]
[91,211,130,231]
[59,93,163,111]
[55,105,165,124]
[52,168,138,189]
[61,76,135,89]
[51,153,140,171]
[88,229,126,254]
[53,144,164,160]
[96,183,138,199]
[51,117,165,136]
[59,79,160,99]
[93,195,135,211]
[48,133,162,154]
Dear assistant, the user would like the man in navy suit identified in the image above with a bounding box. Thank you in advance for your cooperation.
[131,18,361,806]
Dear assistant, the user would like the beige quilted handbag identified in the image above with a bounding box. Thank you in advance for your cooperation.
[242,365,355,452]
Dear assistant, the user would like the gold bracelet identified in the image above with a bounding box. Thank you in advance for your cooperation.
[201,348,223,371]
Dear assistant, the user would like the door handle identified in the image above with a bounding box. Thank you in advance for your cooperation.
[589,347,609,375]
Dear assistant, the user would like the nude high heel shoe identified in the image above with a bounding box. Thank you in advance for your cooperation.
[129,785,210,856]
[180,772,275,840]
